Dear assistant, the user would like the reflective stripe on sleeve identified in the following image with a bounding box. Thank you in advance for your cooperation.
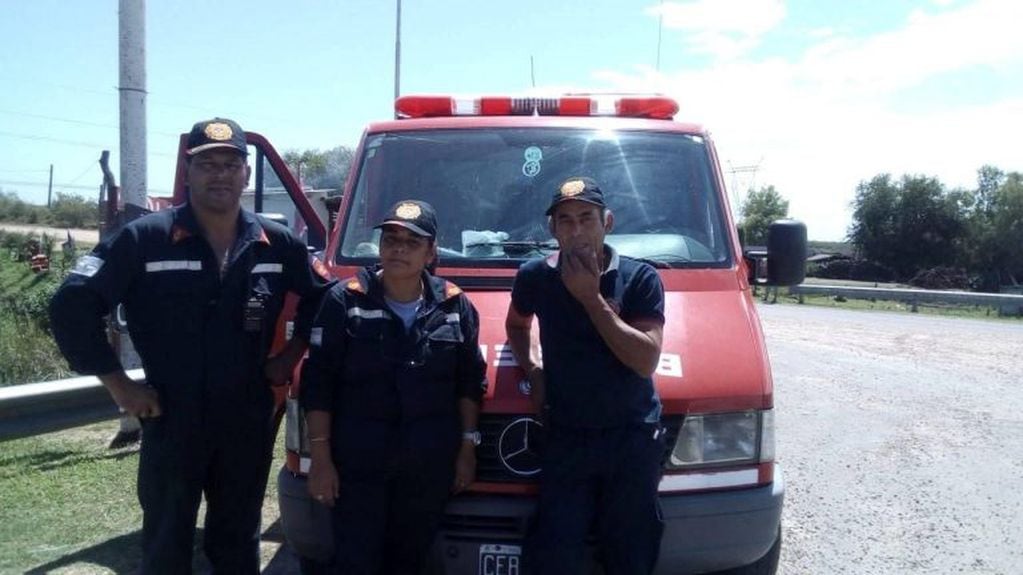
[252,263,283,274]
[144,260,202,272]
[346,307,387,319]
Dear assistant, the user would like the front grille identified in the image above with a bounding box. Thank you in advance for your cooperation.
[440,511,527,541]
[476,415,533,483]
[475,414,683,484]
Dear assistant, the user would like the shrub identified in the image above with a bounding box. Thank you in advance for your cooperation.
[908,266,971,290]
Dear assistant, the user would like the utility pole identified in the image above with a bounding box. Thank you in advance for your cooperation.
[727,161,761,217]
[394,0,402,105]
[656,0,664,71]
[47,164,53,208]
[119,0,147,221]
[111,0,147,448]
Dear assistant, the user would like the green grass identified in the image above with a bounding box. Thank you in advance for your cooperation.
[0,421,289,573]
[0,422,143,572]
[0,251,79,386]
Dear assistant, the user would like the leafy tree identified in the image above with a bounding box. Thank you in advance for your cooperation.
[739,185,789,246]
[848,174,967,280]
[974,165,1004,217]
[49,192,99,229]
[990,172,1023,285]
[280,146,354,195]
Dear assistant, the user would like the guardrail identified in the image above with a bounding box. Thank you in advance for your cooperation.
[788,284,1023,313]
[0,369,144,442]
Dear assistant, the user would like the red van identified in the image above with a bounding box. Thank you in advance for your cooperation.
[268,94,806,574]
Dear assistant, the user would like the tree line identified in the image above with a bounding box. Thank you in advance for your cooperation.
[739,166,1022,292]
[0,189,100,229]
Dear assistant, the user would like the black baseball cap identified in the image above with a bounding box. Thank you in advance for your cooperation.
[186,118,248,156]
[375,200,437,238]
[545,176,607,215]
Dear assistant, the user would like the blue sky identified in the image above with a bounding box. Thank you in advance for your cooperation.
[1,0,1020,240]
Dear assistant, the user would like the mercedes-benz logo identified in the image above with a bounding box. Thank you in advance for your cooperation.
[498,417,543,477]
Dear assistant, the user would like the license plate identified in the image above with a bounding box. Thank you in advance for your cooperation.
[478,543,521,575]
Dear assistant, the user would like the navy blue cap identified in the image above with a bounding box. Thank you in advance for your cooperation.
[545,176,607,215]
[375,200,437,238]
[186,118,248,156]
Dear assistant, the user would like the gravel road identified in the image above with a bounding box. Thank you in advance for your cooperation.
[761,304,1023,574]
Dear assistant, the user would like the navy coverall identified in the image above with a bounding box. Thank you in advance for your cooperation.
[510,247,666,575]
[49,204,331,573]
[300,266,487,575]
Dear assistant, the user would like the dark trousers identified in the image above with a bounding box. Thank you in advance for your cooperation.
[136,412,275,574]
[327,415,460,575]
[528,424,665,575]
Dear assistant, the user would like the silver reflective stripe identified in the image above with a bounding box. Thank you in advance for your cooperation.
[252,263,283,274]
[445,313,461,323]
[145,260,202,272]
[309,327,323,347]
[347,307,387,319]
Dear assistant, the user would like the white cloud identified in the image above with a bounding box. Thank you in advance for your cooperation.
[607,0,1023,240]
[647,0,786,60]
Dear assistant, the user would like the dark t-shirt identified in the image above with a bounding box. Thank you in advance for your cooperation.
[510,247,665,428]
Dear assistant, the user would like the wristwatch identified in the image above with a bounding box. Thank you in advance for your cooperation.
[462,430,482,446]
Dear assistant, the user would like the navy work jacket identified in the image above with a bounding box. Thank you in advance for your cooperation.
[50,204,332,420]
[300,266,487,427]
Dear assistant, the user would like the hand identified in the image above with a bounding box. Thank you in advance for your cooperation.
[452,443,477,494]
[560,245,601,307]
[526,366,546,420]
[264,354,294,387]
[103,372,162,419]
[307,456,340,507]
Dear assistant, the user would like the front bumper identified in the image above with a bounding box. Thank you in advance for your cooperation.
[278,464,785,574]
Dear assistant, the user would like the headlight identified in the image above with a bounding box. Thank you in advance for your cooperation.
[668,410,773,469]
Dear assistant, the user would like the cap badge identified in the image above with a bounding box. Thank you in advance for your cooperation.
[204,122,233,141]
[395,202,422,220]
[560,179,585,197]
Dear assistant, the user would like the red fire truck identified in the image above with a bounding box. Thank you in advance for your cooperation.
[174,94,806,574]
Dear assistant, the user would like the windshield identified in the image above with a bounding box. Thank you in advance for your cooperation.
[337,127,732,268]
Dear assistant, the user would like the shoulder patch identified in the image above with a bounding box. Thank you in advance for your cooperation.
[71,255,104,277]
[344,277,365,294]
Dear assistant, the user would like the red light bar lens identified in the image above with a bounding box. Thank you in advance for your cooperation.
[558,97,593,116]
[395,96,453,118]
[479,97,512,115]
[616,97,679,119]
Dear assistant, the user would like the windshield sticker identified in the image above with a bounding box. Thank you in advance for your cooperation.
[522,146,543,177]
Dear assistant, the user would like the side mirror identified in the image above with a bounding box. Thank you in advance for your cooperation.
[766,219,807,286]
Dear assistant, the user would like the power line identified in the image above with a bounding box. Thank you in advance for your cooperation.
[0,178,170,194]
[0,129,112,147]
[0,109,179,137]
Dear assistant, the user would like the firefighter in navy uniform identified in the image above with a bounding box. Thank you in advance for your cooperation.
[506,177,667,575]
[49,118,332,574]
[301,200,487,575]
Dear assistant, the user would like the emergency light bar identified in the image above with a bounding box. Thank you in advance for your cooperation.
[395,95,679,120]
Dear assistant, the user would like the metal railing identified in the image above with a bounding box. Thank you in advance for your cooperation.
[0,369,144,442]
[788,284,1023,313]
